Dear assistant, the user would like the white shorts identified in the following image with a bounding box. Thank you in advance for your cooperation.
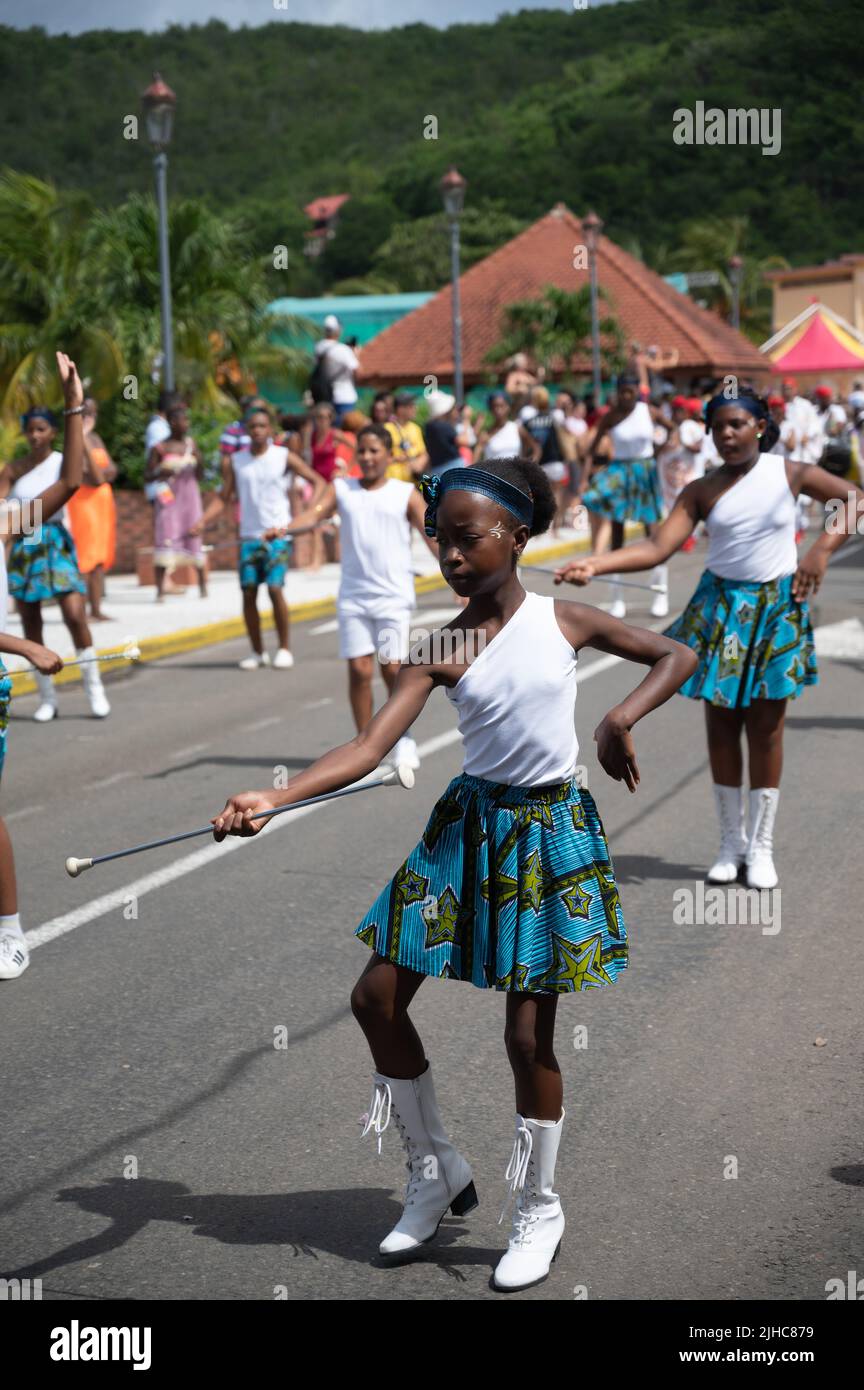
[542,461,568,483]
[338,610,411,662]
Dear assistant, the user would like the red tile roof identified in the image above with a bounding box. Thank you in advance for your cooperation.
[304,194,350,222]
[358,204,766,385]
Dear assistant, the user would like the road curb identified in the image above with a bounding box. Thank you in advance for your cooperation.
[8,531,598,698]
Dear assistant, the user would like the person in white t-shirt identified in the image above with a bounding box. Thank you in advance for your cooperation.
[0,350,84,981]
[198,406,326,669]
[282,424,438,770]
[313,315,359,423]
[780,378,821,464]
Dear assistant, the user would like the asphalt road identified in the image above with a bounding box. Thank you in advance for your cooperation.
[1,540,862,1302]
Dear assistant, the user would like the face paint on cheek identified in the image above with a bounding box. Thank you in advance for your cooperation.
[488,521,506,538]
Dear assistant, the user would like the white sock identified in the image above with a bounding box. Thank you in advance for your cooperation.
[0,913,23,939]
[652,564,668,589]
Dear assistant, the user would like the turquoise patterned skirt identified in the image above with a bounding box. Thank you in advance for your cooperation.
[582,457,664,525]
[664,569,819,708]
[355,772,628,993]
[0,660,10,782]
[7,520,86,603]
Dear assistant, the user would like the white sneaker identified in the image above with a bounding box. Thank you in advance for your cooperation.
[609,599,627,620]
[0,930,29,980]
[650,591,669,618]
[273,648,295,669]
[33,700,58,722]
[392,736,421,770]
[238,652,271,671]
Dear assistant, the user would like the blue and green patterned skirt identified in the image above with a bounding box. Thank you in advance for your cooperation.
[0,659,11,781]
[355,772,628,993]
[664,569,819,708]
[7,520,86,604]
[582,457,664,525]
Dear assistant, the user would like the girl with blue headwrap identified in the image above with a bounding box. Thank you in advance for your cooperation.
[556,389,864,892]
[0,403,110,720]
[212,450,696,1292]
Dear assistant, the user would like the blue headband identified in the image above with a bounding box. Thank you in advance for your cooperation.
[419,467,534,538]
[704,393,765,425]
[21,406,57,430]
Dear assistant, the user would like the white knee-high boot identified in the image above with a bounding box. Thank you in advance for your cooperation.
[77,648,110,718]
[650,564,669,617]
[608,576,626,619]
[493,1111,566,1291]
[33,671,58,722]
[360,1061,477,1259]
[708,784,746,883]
[746,788,780,889]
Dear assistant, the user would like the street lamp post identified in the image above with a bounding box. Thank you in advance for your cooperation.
[728,255,743,332]
[440,166,467,408]
[583,210,603,404]
[142,73,177,394]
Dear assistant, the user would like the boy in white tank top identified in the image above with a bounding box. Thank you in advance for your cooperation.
[199,405,325,669]
[281,424,437,769]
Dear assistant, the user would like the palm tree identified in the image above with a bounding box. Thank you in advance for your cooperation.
[486,285,625,379]
[87,195,313,409]
[667,216,788,342]
[0,169,124,424]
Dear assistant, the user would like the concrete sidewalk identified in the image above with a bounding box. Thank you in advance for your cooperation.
[5,520,598,696]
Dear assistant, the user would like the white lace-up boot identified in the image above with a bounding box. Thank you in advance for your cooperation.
[493,1111,566,1292]
[33,671,58,722]
[78,648,110,718]
[708,784,747,883]
[650,564,669,617]
[746,787,780,889]
[360,1062,477,1259]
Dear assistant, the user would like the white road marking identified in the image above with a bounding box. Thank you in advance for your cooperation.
[5,804,44,822]
[310,620,339,635]
[166,742,209,761]
[25,648,636,956]
[83,771,134,792]
[303,698,333,710]
[814,617,864,660]
[248,715,282,731]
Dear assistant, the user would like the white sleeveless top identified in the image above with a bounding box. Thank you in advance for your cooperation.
[233,444,293,539]
[482,420,522,461]
[445,590,579,785]
[705,453,798,582]
[334,476,415,616]
[610,401,654,460]
[10,450,68,527]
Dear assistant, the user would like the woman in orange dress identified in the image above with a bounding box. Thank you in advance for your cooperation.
[67,398,117,621]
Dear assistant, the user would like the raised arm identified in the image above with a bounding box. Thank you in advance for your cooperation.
[554,484,700,587]
[16,352,84,530]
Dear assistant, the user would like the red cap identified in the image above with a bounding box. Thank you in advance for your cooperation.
[686,397,703,416]
[815,385,832,398]
[767,395,784,409]
[782,377,797,390]
[671,394,688,410]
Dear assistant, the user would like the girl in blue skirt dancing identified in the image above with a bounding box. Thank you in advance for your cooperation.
[557,390,863,891]
[213,455,695,1291]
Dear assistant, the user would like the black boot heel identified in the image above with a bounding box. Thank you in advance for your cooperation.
[450,1181,478,1216]
[552,1240,562,1263]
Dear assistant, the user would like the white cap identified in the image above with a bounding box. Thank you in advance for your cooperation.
[427,390,456,420]
[323,314,341,332]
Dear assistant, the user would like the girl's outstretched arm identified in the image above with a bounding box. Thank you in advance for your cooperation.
[554,485,700,586]
[212,661,435,838]
[555,599,698,792]
[1,352,85,538]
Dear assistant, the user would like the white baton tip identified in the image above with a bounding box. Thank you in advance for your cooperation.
[65,856,92,877]
[394,763,415,790]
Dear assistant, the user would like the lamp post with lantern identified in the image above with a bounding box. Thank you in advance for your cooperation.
[142,72,177,393]
[440,166,467,408]
[583,209,604,405]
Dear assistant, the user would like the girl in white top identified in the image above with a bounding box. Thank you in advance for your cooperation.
[199,406,325,670]
[213,452,695,1293]
[282,423,438,770]
[0,351,85,981]
[557,390,864,893]
[579,371,669,620]
[0,403,109,722]
[475,392,540,466]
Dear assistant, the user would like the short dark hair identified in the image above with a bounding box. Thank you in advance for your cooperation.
[357,422,392,451]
